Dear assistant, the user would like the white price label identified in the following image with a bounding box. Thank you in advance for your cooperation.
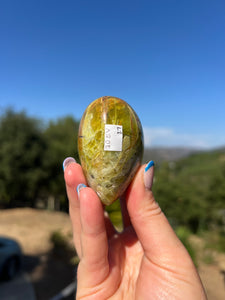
[104,124,123,151]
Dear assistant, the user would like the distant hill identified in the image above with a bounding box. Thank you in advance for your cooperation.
[143,147,201,164]
[152,146,225,232]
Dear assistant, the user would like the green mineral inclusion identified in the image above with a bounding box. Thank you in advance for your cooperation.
[78,96,144,205]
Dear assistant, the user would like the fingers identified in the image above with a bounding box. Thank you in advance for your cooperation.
[77,185,110,286]
[104,211,117,238]
[63,158,87,258]
[126,161,187,264]
[120,195,131,229]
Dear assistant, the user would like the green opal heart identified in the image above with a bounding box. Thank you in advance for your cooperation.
[78,96,144,205]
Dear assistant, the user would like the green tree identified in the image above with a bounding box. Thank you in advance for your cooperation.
[153,159,208,233]
[43,116,79,210]
[153,150,225,233]
[0,109,46,207]
[207,162,225,230]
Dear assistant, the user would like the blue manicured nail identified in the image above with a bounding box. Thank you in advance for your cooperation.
[63,157,76,171]
[76,183,87,197]
[145,160,154,173]
[144,161,154,190]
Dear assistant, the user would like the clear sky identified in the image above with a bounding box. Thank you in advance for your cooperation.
[1,0,225,149]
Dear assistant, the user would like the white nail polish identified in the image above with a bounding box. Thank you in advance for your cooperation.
[63,157,76,171]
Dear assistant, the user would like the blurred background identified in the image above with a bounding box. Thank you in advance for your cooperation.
[0,0,225,299]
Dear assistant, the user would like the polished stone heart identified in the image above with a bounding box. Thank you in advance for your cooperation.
[78,96,144,205]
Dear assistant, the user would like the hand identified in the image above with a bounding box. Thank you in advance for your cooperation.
[63,157,207,300]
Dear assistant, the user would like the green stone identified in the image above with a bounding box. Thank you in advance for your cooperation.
[78,96,144,205]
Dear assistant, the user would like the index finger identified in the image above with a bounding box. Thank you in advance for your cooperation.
[63,157,87,258]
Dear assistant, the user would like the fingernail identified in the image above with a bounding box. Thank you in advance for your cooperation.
[76,183,87,198]
[63,157,76,171]
[144,160,154,190]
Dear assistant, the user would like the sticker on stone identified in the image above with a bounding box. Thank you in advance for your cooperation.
[104,124,123,151]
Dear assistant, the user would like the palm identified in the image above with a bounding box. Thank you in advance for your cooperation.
[64,161,206,300]
[77,216,206,300]
[105,227,143,299]
[76,226,144,299]
[79,224,204,300]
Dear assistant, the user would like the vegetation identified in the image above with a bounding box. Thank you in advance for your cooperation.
[0,108,225,257]
[50,230,78,264]
[175,226,197,266]
[152,150,225,234]
[0,110,46,207]
[202,230,225,253]
[42,116,79,211]
[0,109,79,209]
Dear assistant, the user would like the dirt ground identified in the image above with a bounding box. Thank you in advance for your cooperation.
[190,235,225,300]
[0,208,225,300]
[0,208,76,300]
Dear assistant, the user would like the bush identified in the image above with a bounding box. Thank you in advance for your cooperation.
[175,226,197,266]
[203,230,225,253]
[50,230,78,264]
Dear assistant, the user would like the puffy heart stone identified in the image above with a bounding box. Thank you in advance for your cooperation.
[78,96,144,205]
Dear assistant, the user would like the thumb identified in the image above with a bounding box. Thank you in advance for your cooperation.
[126,161,188,264]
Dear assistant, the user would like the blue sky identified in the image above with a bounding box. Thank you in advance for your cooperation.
[1,0,225,149]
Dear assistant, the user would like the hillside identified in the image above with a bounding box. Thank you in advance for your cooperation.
[152,147,225,233]
[143,146,225,164]
[143,146,200,164]
[0,147,225,299]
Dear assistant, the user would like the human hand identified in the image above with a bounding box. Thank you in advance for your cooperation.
[63,157,207,300]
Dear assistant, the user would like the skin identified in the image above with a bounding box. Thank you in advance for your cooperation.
[64,161,207,300]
